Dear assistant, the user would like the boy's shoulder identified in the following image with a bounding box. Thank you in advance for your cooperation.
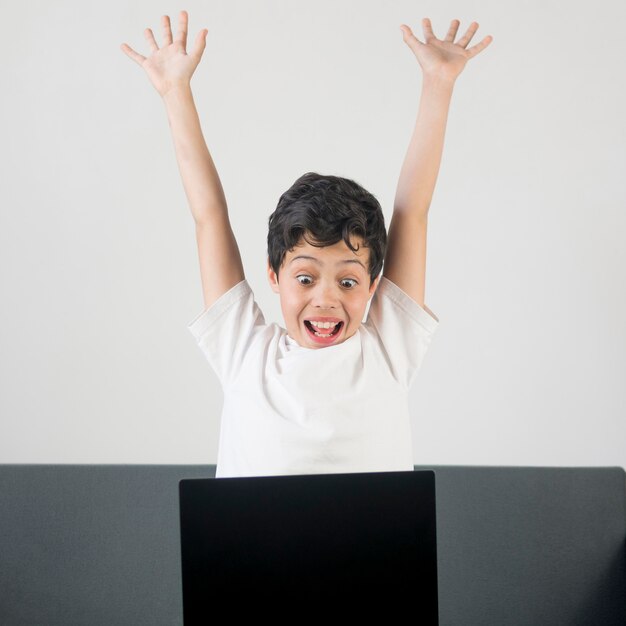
[361,276,440,389]
[367,275,439,328]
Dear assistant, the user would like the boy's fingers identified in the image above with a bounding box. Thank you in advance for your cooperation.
[176,10,189,48]
[192,29,208,58]
[444,19,460,42]
[400,24,423,47]
[422,18,436,42]
[162,15,173,46]
[467,35,493,58]
[144,28,159,53]
[456,22,479,48]
[120,43,146,66]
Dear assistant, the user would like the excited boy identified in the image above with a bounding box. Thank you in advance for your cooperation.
[121,12,492,477]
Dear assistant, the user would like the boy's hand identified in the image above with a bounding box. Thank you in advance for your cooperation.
[400,18,493,83]
[120,10,208,98]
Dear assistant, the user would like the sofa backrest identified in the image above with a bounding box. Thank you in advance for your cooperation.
[0,465,624,625]
[422,465,625,625]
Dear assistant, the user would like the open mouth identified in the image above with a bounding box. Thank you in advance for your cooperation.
[303,320,344,343]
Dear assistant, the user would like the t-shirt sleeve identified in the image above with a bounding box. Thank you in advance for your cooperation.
[187,280,266,390]
[364,275,440,390]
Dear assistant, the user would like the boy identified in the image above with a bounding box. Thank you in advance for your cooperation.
[121,12,492,477]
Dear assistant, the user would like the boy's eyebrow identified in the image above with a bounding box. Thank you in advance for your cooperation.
[290,255,367,271]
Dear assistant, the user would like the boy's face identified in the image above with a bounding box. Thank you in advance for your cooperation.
[267,234,380,349]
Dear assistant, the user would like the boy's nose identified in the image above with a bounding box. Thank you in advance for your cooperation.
[312,284,340,308]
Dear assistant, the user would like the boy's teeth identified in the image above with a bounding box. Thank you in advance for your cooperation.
[310,320,338,329]
[306,320,341,338]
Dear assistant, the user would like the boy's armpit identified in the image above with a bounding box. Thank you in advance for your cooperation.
[422,302,439,323]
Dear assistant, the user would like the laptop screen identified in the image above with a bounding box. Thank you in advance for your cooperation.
[179,470,438,622]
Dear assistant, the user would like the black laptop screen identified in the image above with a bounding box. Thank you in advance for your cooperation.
[179,470,438,622]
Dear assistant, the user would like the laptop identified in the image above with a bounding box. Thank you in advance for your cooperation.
[179,470,438,622]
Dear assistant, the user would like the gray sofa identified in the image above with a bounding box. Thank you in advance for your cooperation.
[0,465,624,625]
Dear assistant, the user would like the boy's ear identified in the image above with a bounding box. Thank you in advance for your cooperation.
[368,274,381,299]
[267,258,280,294]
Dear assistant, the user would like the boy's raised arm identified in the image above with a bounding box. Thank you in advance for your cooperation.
[383,19,492,308]
[163,84,245,310]
[121,11,245,311]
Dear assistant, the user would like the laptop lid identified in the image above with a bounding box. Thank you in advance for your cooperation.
[179,470,438,622]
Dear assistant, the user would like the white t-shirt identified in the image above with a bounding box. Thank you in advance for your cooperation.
[187,276,439,478]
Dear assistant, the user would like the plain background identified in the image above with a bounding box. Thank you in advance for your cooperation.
[1,0,624,467]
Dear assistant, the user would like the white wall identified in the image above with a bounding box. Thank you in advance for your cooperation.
[1,0,624,467]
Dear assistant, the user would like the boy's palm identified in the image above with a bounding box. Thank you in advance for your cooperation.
[400,18,492,82]
[121,11,208,97]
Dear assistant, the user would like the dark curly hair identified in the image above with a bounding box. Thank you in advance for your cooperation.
[267,172,387,287]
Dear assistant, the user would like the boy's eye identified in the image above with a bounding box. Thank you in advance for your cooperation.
[295,275,357,289]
